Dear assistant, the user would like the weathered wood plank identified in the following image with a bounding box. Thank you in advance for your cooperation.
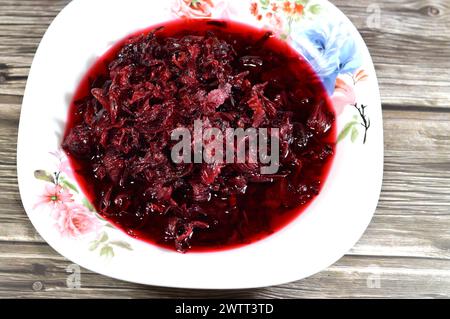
[0,95,22,121]
[0,242,449,298]
[0,0,70,25]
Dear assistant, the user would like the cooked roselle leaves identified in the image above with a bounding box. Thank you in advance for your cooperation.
[62,19,336,253]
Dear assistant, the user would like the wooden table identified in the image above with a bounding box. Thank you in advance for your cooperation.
[1,0,449,298]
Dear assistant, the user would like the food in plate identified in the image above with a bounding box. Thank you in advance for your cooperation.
[62,19,336,252]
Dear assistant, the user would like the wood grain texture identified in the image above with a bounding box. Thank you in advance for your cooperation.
[0,0,450,298]
[2,242,450,298]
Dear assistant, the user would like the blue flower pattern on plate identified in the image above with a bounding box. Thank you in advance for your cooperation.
[291,21,363,94]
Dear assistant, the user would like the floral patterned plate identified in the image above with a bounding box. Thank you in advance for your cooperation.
[17,0,383,289]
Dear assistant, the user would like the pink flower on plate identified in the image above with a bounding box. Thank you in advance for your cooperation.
[55,204,101,238]
[58,160,75,180]
[172,0,215,18]
[331,77,356,116]
[34,184,74,210]
[267,13,283,35]
[50,150,74,179]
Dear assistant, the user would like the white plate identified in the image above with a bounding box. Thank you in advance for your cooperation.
[17,0,383,289]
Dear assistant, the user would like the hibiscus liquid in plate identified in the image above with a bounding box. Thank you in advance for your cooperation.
[62,19,336,253]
